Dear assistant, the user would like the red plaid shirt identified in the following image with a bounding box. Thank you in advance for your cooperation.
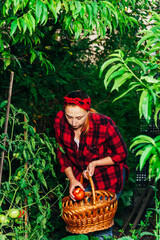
[54,110,129,193]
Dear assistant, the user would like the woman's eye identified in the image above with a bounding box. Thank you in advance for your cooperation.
[67,116,72,119]
[77,117,83,120]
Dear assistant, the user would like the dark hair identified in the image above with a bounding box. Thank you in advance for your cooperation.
[66,90,90,100]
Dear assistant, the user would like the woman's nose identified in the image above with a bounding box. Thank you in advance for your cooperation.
[72,118,77,126]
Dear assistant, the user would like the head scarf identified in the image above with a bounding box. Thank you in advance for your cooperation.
[64,97,91,111]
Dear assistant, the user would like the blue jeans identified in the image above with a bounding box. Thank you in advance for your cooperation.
[85,168,126,240]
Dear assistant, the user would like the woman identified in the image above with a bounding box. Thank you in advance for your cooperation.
[54,90,129,239]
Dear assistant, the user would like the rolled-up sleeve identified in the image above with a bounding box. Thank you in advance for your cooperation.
[55,136,74,172]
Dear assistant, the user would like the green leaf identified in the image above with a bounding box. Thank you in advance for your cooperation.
[86,4,92,26]
[130,140,147,150]
[132,135,156,146]
[38,171,48,189]
[140,232,155,237]
[141,76,160,84]
[139,90,152,123]
[91,2,98,17]
[23,14,32,34]
[10,19,17,36]
[154,135,160,143]
[104,63,123,89]
[139,90,147,119]
[61,234,89,240]
[113,83,141,102]
[0,144,6,151]
[20,178,27,188]
[20,18,27,33]
[30,50,36,64]
[111,72,133,91]
[155,168,160,182]
[99,58,121,77]
[74,1,82,15]
[36,0,43,23]
[149,43,160,54]
[74,21,82,39]
[64,15,72,30]
[105,1,118,26]
[28,12,35,31]
[137,32,154,48]
[154,104,160,127]
[0,100,7,108]
[126,57,146,74]
[63,0,69,12]
[41,3,48,25]
[56,1,61,13]
[48,2,57,23]
[139,145,153,171]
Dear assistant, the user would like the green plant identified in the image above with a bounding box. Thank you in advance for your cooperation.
[118,211,153,240]
[99,10,160,240]
[0,102,65,239]
[61,235,88,240]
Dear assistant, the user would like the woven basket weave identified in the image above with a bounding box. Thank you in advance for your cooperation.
[62,173,118,234]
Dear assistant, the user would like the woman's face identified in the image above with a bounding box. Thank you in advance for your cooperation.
[65,105,88,130]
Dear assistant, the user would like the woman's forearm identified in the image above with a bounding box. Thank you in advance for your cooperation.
[94,156,114,167]
[64,167,76,181]
[84,156,115,178]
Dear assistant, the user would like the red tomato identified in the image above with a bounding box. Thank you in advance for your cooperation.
[18,210,25,218]
[73,187,85,201]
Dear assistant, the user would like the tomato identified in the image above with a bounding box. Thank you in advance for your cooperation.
[8,209,20,219]
[18,210,25,218]
[14,176,20,181]
[73,187,85,201]
[0,214,10,224]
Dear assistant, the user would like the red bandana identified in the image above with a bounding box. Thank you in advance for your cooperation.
[64,97,91,111]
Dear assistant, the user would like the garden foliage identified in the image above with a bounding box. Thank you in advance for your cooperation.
[100,10,160,240]
[0,103,64,239]
[0,0,160,239]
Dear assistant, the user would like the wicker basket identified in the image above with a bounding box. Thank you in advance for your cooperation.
[62,173,118,234]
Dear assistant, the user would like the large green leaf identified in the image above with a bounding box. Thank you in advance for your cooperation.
[36,0,43,23]
[10,19,17,36]
[111,72,133,91]
[113,83,141,102]
[132,135,156,146]
[137,32,154,48]
[104,63,123,89]
[140,90,152,123]
[86,4,93,26]
[149,43,160,54]
[139,145,153,171]
[99,58,122,77]
[141,76,160,84]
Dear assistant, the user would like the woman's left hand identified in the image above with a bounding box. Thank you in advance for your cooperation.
[83,161,96,179]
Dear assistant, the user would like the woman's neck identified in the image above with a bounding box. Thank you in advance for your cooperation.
[74,127,82,141]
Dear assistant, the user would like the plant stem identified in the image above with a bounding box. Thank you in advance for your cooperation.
[22,186,59,209]
[123,61,147,87]
[8,186,19,211]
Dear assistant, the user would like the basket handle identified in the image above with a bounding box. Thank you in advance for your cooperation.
[80,172,96,205]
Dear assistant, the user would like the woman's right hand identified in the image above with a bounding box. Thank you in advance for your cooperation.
[69,178,85,201]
